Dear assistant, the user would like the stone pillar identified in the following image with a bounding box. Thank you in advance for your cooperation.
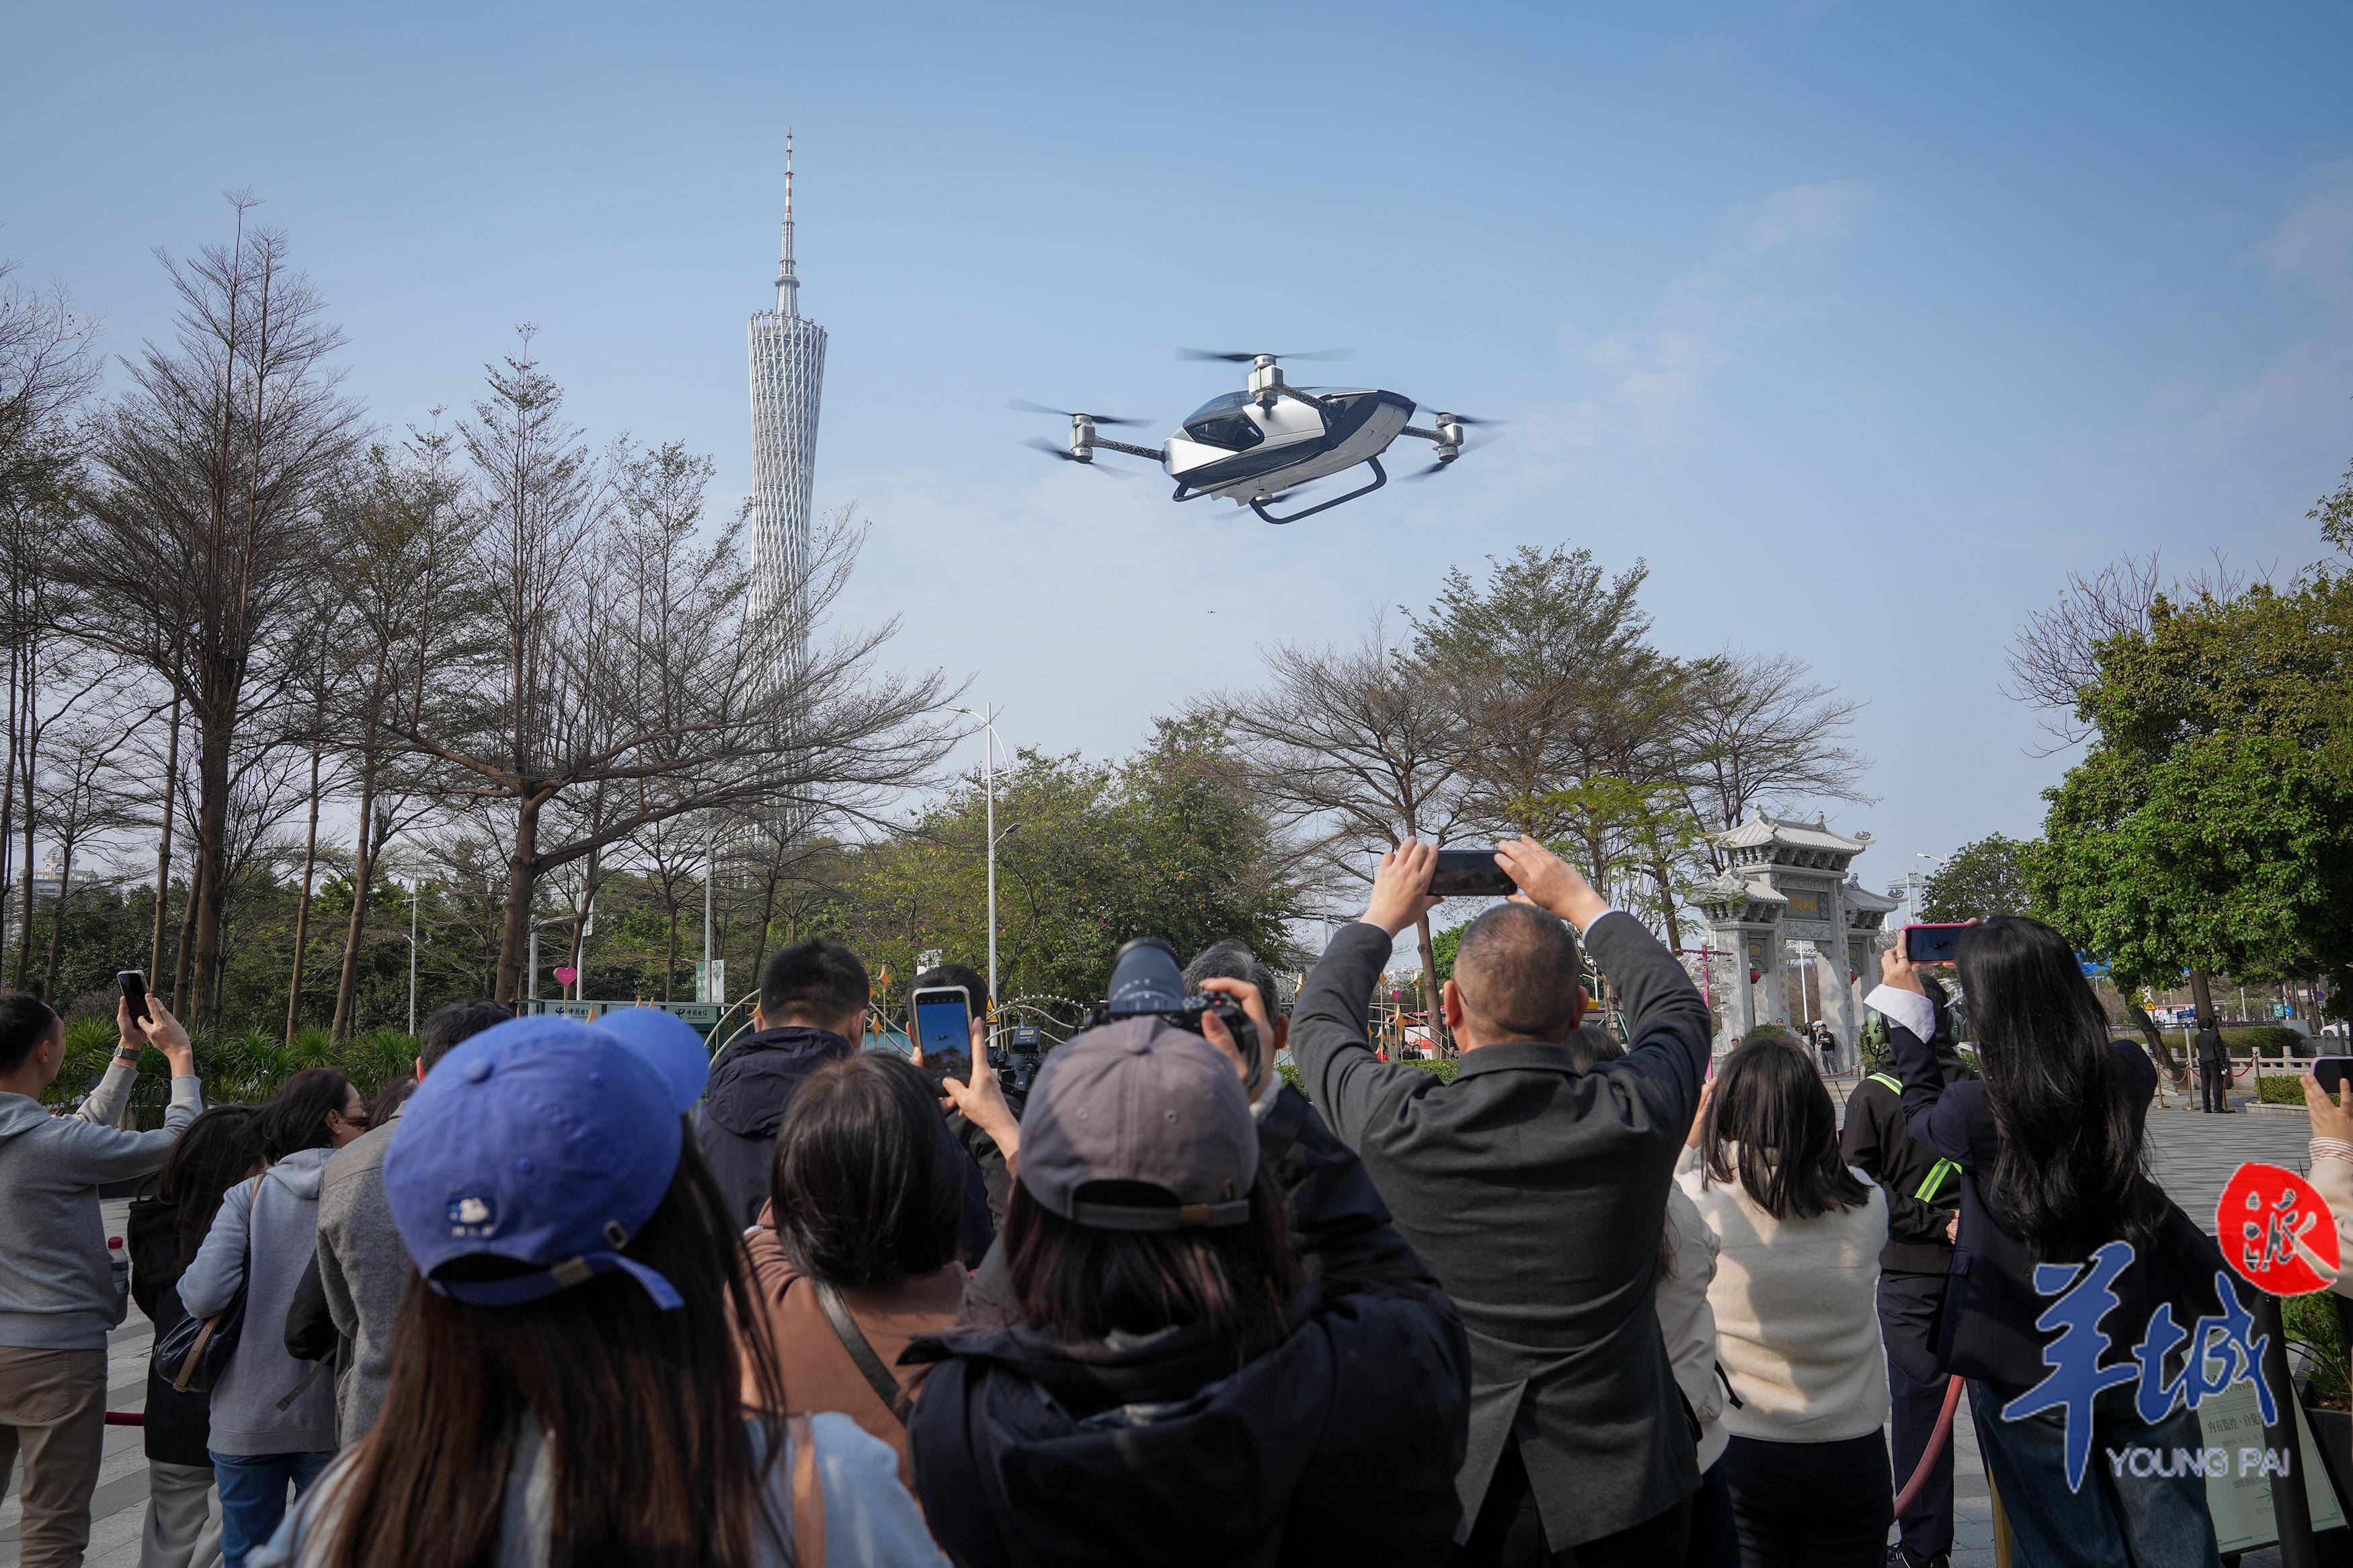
[1817,948,1858,1067]
[1759,929,1786,1030]
[1707,919,1757,1045]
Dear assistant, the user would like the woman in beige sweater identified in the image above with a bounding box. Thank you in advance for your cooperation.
[1679,1038,1890,1568]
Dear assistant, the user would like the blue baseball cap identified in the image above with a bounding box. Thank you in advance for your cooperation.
[590,1007,709,1114]
[383,1017,686,1311]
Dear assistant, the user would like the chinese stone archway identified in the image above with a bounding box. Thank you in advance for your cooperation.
[1697,810,1899,1067]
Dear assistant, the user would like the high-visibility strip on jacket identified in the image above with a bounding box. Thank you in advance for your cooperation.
[1863,1073,1964,1200]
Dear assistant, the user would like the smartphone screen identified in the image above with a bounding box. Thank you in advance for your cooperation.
[911,987,974,1089]
[118,970,151,1026]
[1903,924,1968,964]
[1429,848,1516,899]
[2315,1057,2353,1098]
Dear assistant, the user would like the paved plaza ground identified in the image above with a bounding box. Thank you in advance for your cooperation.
[0,1098,2331,1567]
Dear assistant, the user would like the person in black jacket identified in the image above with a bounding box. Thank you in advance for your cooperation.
[1843,978,1970,1568]
[906,992,1470,1567]
[2193,1016,2231,1114]
[126,1104,256,1568]
[1884,920,2227,1568]
[696,940,873,1227]
[1289,837,1711,1567]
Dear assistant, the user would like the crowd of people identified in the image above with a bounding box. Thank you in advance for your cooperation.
[0,833,2320,1567]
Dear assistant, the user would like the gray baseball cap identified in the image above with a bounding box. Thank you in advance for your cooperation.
[1015,1014,1257,1231]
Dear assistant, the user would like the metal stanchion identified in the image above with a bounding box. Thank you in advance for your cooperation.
[2256,1290,2321,1568]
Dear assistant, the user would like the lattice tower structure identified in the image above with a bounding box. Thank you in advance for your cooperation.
[747,128,826,697]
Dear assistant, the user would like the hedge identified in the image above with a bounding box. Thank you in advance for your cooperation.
[2222,1026,2311,1059]
[2258,1075,2309,1106]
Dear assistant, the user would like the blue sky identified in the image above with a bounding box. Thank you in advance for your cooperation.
[7,1,2350,913]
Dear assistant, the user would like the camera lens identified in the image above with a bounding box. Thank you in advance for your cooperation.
[1105,936,1186,1017]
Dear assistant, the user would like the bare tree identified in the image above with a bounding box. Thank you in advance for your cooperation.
[1675,647,1872,868]
[401,336,955,1001]
[323,425,475,1036]
[36,712,136,998]
[5,639,118,989]
[0,259,102,990]
[1209,620,1470,1020]
[282,619,342,1039]
[0,261,102,502]
[1408,543,1702,938]
[65,198,363,1023]
[2002,550,2250,753]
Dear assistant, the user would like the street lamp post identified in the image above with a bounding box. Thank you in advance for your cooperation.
[407,876,420,1036]
[948,704,1006,1031]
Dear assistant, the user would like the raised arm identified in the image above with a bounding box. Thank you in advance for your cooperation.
[60,997,202,1175]
[1288,842,1447,1149]
[1872,948,1975,1163]
[1494,835,1708,1124]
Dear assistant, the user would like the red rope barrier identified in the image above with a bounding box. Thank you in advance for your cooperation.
[1892,1376,1965,1517]
[104,1411,144,1427]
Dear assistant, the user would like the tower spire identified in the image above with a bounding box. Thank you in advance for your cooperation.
[774,127,800,317]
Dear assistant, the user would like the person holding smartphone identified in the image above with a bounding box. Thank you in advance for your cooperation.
[1289,837,1712,1564]
[0,988,202,1568]
[1884,918,2225,1565]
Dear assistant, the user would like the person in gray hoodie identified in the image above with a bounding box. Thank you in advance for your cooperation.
[0,989,202,1568]
[178,1069,370,1568]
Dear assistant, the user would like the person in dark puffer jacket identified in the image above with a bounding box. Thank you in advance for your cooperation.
[1842,975,1971,1568]
[906,993,1470,1567]
[698,941,873,1228]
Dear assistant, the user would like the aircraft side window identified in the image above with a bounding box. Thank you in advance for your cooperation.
[1185,415,1263,451]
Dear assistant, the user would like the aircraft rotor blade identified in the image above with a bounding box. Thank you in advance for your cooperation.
[1006,398,1150,427]
[1176,347,1353,364]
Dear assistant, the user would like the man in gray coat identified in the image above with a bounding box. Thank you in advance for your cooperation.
[313,999,510,1444]
[0,993,202,1568]
[1289,838,1710,1566]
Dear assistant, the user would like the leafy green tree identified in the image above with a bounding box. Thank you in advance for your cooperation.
[1432,922,1463,983]
[840,718,1307,1022]
[1919,833,2034,922]
[2028,569,2353,1055]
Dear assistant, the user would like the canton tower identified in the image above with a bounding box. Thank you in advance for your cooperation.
[748,129,827,678]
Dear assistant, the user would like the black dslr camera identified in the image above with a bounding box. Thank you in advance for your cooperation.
[1090,936,1263,1086]
[996,1026,1047,1097]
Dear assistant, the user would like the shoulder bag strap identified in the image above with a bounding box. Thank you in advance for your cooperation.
[787,1412,827,1566]
[173,1175,261,1393]
[812,1279,912,1425]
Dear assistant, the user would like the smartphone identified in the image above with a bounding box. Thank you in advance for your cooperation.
[118,971,151,1029]
[1429,848,1516,899]
[910,986,975,1092]
[2315,1058,2353,1098]
[1902,923,1969,964]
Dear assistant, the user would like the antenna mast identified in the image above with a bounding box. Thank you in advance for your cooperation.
[774,127,800,317]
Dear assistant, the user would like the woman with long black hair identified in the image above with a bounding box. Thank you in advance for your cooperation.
[250,1016,938,1567]
[127,1104,257,1568]
[1678,1037,1890,1567]
[1882,916,2225,1568]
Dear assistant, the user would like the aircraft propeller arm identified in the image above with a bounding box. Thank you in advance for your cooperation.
[1402,424,1448,443]
[1089,437,1168,463]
